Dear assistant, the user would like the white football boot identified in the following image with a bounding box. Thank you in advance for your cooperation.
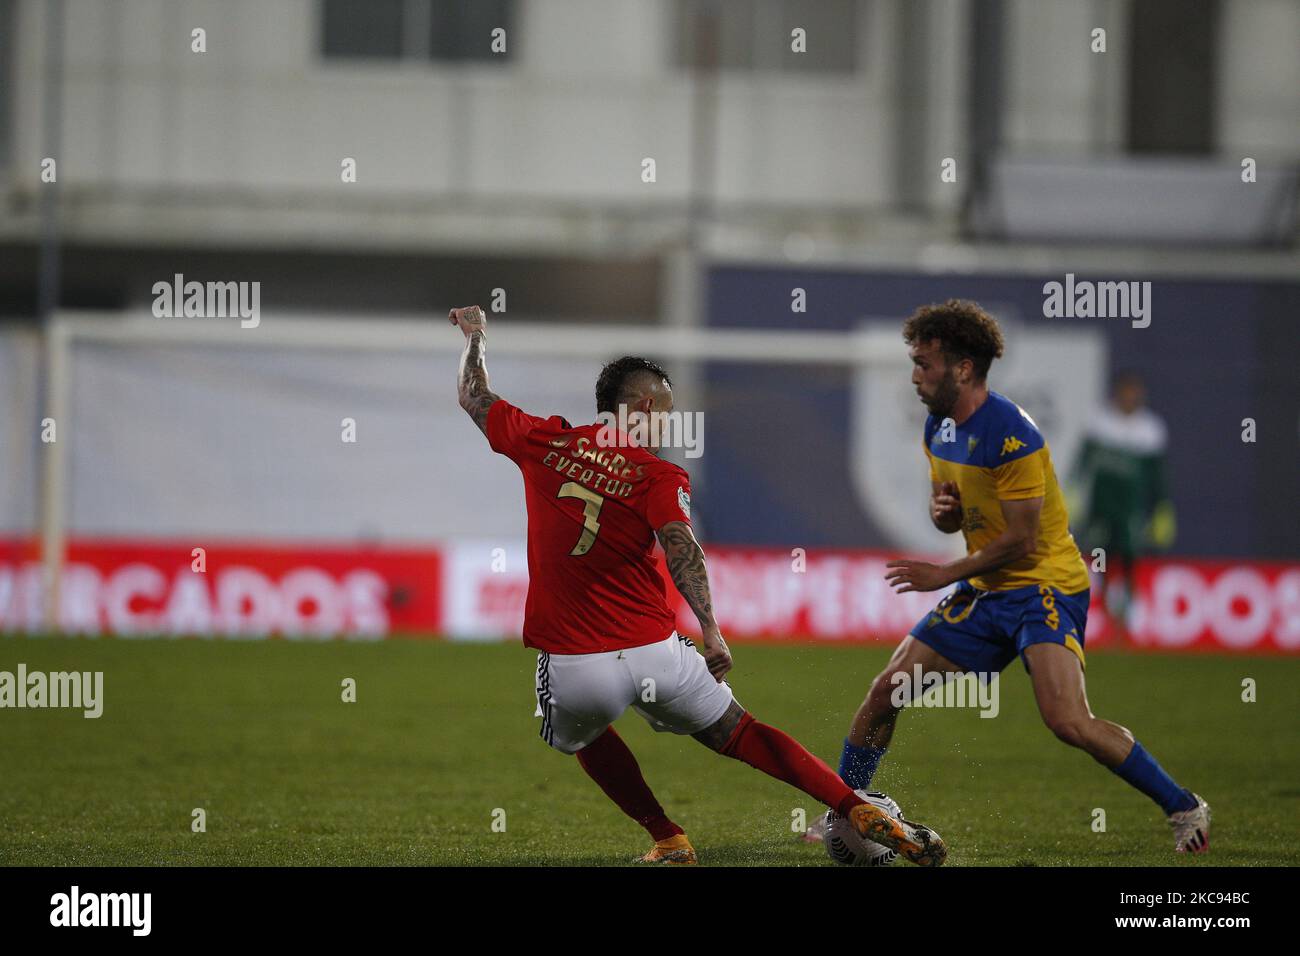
[1168,793,1211,854]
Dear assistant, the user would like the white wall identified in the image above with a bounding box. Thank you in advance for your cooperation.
[3,0,930,253]
[5,0,1297,254]
[1219,0,1300,156]
[11,0,891,201]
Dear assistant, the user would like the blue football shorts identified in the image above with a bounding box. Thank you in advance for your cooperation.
[909,580,1090,676]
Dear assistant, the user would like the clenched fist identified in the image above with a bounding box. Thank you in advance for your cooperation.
[449,305,487,337]
[930,480,963,533]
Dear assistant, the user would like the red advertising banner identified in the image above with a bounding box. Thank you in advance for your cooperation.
[0,538,441,640]
[0,537,1296,653]
[678,547,1300,654]
[1124,558,1300,653]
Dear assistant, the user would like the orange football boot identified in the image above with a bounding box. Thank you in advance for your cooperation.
[848,803,947,867]
[636,833,698,865]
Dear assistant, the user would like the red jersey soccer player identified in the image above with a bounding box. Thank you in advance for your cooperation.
[449,305,945,865]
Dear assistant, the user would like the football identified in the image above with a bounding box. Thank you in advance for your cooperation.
[825,791,903,867]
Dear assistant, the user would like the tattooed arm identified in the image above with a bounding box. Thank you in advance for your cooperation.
[449,305,502,436]
[656,519,732,681]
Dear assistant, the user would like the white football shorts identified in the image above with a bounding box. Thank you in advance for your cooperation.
[533,632,735,754]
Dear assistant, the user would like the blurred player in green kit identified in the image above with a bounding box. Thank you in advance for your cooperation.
[1072,371,1176,642]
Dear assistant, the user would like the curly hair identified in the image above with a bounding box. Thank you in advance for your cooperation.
[595,356,673,415]
[902,299,1005,380]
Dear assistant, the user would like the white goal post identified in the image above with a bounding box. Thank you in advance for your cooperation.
[38,309,904,630]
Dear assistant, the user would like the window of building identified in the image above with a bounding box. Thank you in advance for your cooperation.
[1126,0,1218,154]
[321,0,513,63]
[674,0,860,74]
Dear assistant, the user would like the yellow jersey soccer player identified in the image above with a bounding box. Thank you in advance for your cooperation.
[811,300,1209,855]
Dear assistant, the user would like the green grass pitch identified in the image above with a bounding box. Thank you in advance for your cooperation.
[1,637,1296,866]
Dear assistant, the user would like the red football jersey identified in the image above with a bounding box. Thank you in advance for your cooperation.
[486,399,692,654]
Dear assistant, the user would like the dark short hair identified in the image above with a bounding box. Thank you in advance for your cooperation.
[902,299,1005,380]
[595,356,673,415]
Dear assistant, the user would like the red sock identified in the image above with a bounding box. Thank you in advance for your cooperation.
[720,713,863,818]
[575,727,684,842]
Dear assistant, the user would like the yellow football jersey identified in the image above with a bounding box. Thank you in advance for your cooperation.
[923,392,1090,593]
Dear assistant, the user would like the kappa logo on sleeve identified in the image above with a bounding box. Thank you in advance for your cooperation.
[677,487,691,519]
[1000,436,1026,456]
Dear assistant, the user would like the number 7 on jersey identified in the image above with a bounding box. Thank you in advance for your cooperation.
[557,482,603,556]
